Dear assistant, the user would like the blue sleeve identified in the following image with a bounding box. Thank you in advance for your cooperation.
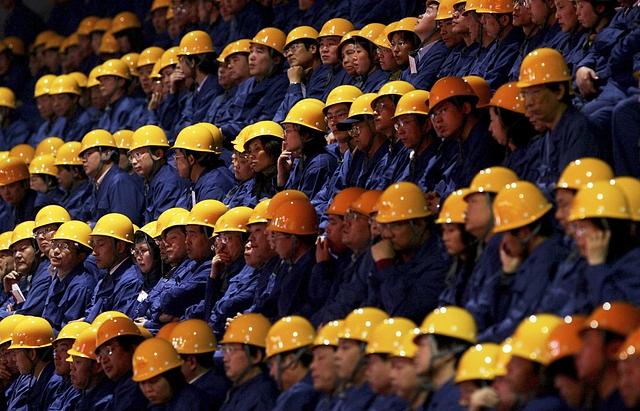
[272,83,304,123]
[106,171,145,226]
[406,41,450,91]
[160,265,210,318]
[58,275,95,330]
[111,273,144,319]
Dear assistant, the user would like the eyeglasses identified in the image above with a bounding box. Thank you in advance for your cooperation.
[214,235,230,247]
[131,247,150,257]
[284,126,299,135]
[127,150,148,163]
[272,233,291,242]
[96,345,115,362]
[430,105,453,120]
[220,345,244,355]
[284,42,304,55]
[376,47,392,55]
[325,111,349,124]
[390,41,408,50]
[50,241,73,251]
[374,102,389,112]
[514,0,529,7]
[394,119,417,131]
[345,211,369,222]
[34,227,56,238]
[349,125,362,137]
[377,220,410,233]
[519,87,545,100]
[79,148,99,160]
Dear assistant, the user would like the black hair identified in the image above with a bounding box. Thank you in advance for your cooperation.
[546,356,578,380]
[187,52,218,75]
[545,81,574,105]
[180,352,215,368]
[34,346,54,362]
[450,95,481,117]
[296,234,319,247]
[495,107,539,148]
[160,367,187,394]
[116,335,146,351]
[113,28,146,53]
[299,125,327,158]
[591,218,640,262]
[299,38,320,58]
[182,148,222,169]
[431,334,472,367]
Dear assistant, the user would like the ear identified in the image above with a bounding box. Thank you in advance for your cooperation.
[187,153,196,166]
[115,240,127,255]
[461,101,473,115]
[309,44,318,55]
[421,118,433,134]
[555,83,566,101]
[185,355,198,371]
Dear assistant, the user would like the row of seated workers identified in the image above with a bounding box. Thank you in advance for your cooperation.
[2,171,640,411]
[0,0,638,409]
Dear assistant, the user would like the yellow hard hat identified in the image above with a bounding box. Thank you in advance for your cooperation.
[66,326,99,360]
[436,0,458,20]
[35,137,65,157]
[0,314,26,345]
[365,317,417,356]
[283,98,327,133]
[390,328,419,358]
[194,123,224,154]
[151,0,171,12]
[8,144,35,165]
[311,320,344,348]
[178,30,215,56]
[349,190,383,216]
[0,231,13,252]
[463,76,492,108]
[354,23,386,44]
[391,90,431,119]
[492,181,552,232]
[486,82,525,114]
[54,322,91,342]
[77,16,99,36]
[98,58,131,81]
[247,199,271,226]
[9,221,35,249]
[547,316,586,364]
[3,36,25,56]
[429,76,477,109]
[34,204,70,229]
[43,34,65,52]
[214,207,253,234]
[53,220,93,249]
[170,319,217,354]
[268,199,319,236]
[224,39,252,59]
[465,166,518,198]
[132,338,184,382]
[98,31,120,54]
[611,177,640,222]
[326,187,367,216]
[476,0,514,13]
[130,125,169,151]
[345,93,378,121]
[435,189,469,224]
[90,311,128,329]
[337,307,388,342]
[371,80,415,109]
[266,316,316,359]
[323,85,363,114]
[111,11,142,35]
[517,48,572,89]
[318,18,355,38]
[138,46,164,68]
[455,343,501,383]
[29,154,57,178]
[91,213,134,243]
[0,156,30,186]
[159,46,181,71]
[157,207,189,234]
[54,142,83,166]
[33,30,58,49]
[416,306,477,344]
[95,17,113,32]
[251,27,287,55]
[0,87,16,109]
[509,314,562,365]
[264,190,309,220]
[80,129,118,154]
[386,17,420,40]
[187,200,228,229]
[113,130,134,151]
[8,316,54,350]
[172,124,217,153]
[87,65,102,88]
[121,53,140,77]
[95,317,142,348]
[567,180,631,222]
[284,26,319,49]
[34,74,57,98]
[556,157,613,191]
[375,182,431,223]
[220,313,271,348]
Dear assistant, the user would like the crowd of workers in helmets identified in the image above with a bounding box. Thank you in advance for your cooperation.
[0,0,638,410]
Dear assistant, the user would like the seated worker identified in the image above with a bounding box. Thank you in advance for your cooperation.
[218,313,279,411]
[169,319,232,409]
[265,316,321,411]
[172,124,234,210]
[309,320,343,411]
[78,130,144,225]
[29,154,64,204]
[96,59,139,133]
[49,74,92,142]
[132,338,211,410]
[84,213,144,322]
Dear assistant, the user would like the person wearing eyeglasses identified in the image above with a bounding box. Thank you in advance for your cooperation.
[41,221,97,333]
[218,313,279,411]
[273,26,329,123]
[94,317,148,411]
[436,0,466,77]
[183,207,252,330]
[128,125,186,225]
